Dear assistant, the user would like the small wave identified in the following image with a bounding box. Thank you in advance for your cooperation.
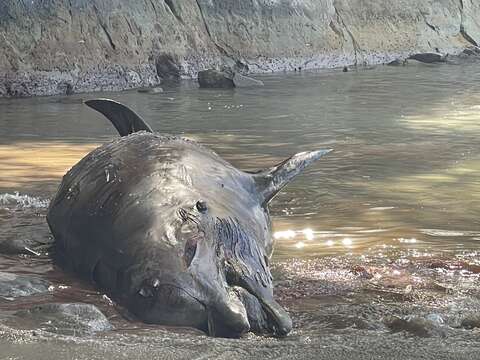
[0,192,49,209]
[421,229,477,237]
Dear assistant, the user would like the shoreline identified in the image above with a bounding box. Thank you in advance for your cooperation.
[0,48,467,98]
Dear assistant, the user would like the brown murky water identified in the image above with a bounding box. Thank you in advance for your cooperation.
[1,63,480,359]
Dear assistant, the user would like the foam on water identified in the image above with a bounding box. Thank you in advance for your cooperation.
[0,192,49,209]
[421,229,479,237]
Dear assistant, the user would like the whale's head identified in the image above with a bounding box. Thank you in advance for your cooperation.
[82,99,332,337]
[127,146,331,338]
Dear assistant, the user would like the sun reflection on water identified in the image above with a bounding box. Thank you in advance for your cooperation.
[0,142,98,191]
[275,228,363,251]
[302,228,314,241]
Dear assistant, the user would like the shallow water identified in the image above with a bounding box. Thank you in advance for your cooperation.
[1,63,480,359]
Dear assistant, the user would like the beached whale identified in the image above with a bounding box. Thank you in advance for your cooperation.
[46,99,331,337]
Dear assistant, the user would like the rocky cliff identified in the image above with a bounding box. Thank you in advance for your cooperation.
[0,0,479,96]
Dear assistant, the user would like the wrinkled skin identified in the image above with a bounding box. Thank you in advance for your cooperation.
[47,100,330,337]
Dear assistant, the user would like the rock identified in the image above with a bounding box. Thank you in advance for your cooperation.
[446,47,480,64]
[461,47,480,56]
[15,303,113,336]
[384,315,445,337]
[0,192,52,255]
[155,54,180,81]
[342,66,349,72]
[387,59,408,66]
[5,82,31,97]
[198,69,235,89]
[137,86,164,94]
[0,238,48,255]
[350,265,373,279]
[461,314,480,329]
[425,314,444,325]
[408,52,446,63]
[232,73,264,87]
[387,59,402,66]
[0,272,50,298]
[57,82,74,95]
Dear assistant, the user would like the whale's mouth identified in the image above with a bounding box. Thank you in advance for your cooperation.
[232,286,269,333]
[236,287,292,336]
[221,257,292,337]
[203,284,292,338]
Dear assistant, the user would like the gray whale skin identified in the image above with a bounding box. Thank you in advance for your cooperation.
[47,99,332,338]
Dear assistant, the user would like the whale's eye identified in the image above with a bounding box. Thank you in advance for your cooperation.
[196,200,208,213]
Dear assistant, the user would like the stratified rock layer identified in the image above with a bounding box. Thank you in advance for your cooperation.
[0,0,479,96]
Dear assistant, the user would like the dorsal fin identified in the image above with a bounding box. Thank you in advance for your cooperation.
[252,149,332,205]
[85,98,153,136]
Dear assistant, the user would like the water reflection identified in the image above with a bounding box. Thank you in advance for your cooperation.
[0,142,98,191]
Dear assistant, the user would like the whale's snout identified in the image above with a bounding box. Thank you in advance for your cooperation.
[233,285,292,337]
[259,296,293,336]
[224,257,292,337]
[207,288,250,338]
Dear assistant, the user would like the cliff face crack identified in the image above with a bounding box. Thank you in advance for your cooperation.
[459,0,478,46]
[329,20,345,40]
[100,23,117,50]
[195,0,236,60]
[164,0,184,25]
[92,5,117,50]
[420,12,439,34]
[67,0,74,22]
[124,16,134,34]
[333,2,360,66]
[461,28,478,46]
[148,0,157,14]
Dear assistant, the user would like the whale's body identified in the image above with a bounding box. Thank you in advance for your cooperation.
[47,99,331,337]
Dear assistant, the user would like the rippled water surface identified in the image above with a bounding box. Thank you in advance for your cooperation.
[1,63,480,359]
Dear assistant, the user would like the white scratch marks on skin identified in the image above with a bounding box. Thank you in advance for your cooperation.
[163,223,178,246]
[104,164,117,183]
[173,164,193,186]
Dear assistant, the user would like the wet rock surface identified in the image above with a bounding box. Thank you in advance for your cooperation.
[387,59,407,66]
[0,193,53,255]
[137,86,164,94]
[384,315,446,337]
[446,46,480,64]
[198,69,235,89]
[409,52,446,63]
[0,237,49,255]
[0,272,50,298]
[232,73,264,88]
[461,314,480,330]
[155,54,181,81]
[13,303,113,336]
